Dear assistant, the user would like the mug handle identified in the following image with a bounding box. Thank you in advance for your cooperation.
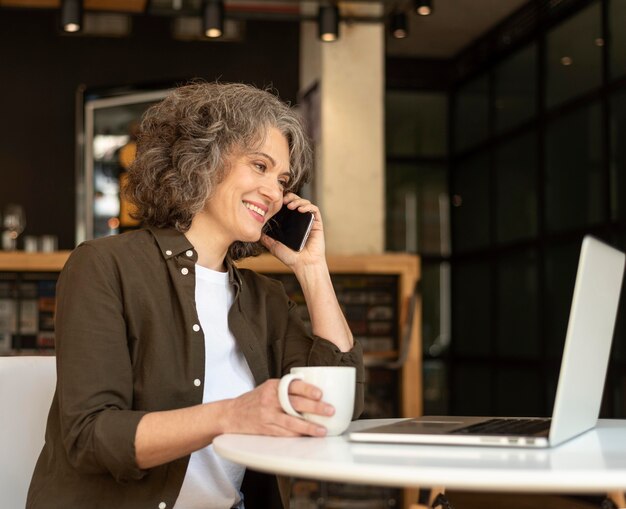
[278,373,304,417]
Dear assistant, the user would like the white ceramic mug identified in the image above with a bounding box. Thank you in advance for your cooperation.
[278,366,356,436]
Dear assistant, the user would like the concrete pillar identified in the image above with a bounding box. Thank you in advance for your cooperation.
[299,3,385,254]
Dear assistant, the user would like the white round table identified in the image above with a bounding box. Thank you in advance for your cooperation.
[214,418,626,494]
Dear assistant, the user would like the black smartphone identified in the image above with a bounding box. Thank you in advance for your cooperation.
[265,206,315,252]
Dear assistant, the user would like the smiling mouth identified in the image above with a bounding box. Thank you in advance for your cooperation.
[243,201,267,218]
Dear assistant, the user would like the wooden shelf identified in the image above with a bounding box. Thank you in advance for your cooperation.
[363,350,399,359]
[0,251,418,275]
[239,253,422,419]
[0,251,72,272]
[0,250,421,414]
[238,252,419,276]
[0,250,420,408]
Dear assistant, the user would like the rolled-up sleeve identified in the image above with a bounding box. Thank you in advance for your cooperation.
[307,335,364,419]
[54,244,148,482]
[280,299,365,419]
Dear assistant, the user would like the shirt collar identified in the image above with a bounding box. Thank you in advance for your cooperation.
[147,226,243,292]
[148,225,195,260]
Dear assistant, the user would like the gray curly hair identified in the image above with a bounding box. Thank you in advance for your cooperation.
[125,81,312,260]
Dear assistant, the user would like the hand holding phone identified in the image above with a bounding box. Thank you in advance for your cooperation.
[265,206,315,252]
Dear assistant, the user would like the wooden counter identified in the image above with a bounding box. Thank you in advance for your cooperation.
[0,250,421,418]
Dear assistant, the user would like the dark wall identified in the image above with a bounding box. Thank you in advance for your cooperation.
[386,57,454,91]
[0,10,300,249]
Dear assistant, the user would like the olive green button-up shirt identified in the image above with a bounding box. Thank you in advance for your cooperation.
[27,227,364,509]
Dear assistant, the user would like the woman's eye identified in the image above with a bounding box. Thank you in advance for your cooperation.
[254,162,267,172]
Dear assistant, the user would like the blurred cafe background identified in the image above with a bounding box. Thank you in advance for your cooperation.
[1,0,626,506]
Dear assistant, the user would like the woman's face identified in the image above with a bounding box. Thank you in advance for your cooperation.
[203,127,291,245]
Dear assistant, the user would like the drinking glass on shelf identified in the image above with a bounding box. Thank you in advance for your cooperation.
[2,204,26,251]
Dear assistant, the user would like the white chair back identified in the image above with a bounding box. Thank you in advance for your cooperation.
[0,356,56,509]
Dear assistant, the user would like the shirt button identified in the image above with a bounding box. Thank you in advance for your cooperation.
[192,324,200,332]
[186,250,193,257]
[193,379,202,387]
[158,503,167,509]
[165,250,172,256]
[181,267,189,275]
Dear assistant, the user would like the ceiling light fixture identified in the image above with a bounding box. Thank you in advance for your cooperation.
[203,0,224,38]
[318,4,340,42]
[390,11,408,39]
[414,0,433,16]
[61,0,83,33]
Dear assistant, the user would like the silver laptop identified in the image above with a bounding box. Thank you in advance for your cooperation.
[350,235,625,448]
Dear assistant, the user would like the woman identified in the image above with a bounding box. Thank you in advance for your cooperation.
[27,82,364,509]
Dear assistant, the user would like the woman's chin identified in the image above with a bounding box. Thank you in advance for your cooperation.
[237,231,263,244]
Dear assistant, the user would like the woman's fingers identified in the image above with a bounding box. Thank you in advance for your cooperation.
[288,394,335,417]
[285,379,333,414]
[282,193,321,220]
[286,379,322,400]
[260,380,329,437]
[225,379,329,438]
[272,413,328,437]
[283,379,335,421]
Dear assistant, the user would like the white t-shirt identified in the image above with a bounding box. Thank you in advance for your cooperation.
[174,265,255,509]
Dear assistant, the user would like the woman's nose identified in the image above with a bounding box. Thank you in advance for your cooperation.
[260,179,283,203]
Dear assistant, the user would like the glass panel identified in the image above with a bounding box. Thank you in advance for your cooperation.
[451,364,492,415]
[495,131,538,243]
[422,262,451,357]
[454,73,489,152]
[451,152,490,252]
[385,91,447,157]
[610,89,626,222]
[494,43,537,133]
[613,294,626,362]
[545,102,605,232]
[423,359,449,415]
[452,261,491,356]
[546,1,603,108]
[611,231,626,363]
[363,368,399,418]
[543,241,580,358]
[606,231,625,419]
[609,0,626,80]
[496,368,544,417]
[385,161,448,255]
[81,89,169,243]
[545,367,560,416]
[611,373,626,418]
[496,250,539,359]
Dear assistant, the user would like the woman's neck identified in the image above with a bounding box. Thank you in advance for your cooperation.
[184,213,229,271]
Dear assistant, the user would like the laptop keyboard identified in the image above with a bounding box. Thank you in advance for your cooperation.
[451,418,551,436]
